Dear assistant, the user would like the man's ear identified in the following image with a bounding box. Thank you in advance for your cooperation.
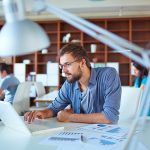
[80,59,86,68]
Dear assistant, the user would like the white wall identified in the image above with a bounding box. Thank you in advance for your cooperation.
[24,0,150,20]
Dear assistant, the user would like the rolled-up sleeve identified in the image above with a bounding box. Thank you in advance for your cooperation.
[47,81,71,116]
[102,68,121,124]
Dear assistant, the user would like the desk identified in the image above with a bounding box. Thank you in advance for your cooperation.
[0,118,150,150]
[34,91,58,107]
[0,117,85,150]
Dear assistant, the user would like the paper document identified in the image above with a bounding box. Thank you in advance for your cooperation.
[75,124,128,138]
[40,124,147,150]
[41,130,127,150]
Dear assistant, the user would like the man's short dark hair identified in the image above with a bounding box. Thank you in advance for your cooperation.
[60,43,91,68]
[0,63,11,74]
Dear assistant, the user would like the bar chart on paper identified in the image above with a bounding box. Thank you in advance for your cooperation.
[75,124,128,137]
[41,131,83,145]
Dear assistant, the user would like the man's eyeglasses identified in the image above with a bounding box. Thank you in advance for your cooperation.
[59,59,79,69]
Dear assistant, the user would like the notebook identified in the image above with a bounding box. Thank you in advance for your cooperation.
[0,101,64,135]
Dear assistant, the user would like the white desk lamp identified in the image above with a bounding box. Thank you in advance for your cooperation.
[0,0,50,56]
[1,0,150,149]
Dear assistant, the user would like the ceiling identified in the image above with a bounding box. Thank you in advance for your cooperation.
[0,0,150,20]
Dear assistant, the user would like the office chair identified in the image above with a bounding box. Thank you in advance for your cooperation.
[34,82,46,97]
[13,82,32,115]
[33,82,47,108]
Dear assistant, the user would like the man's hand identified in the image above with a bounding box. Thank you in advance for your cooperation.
[57,110,73,122]
[24,109,53,123]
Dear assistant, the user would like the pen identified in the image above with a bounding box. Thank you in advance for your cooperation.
[81,134,86,143]
[97,124,106,127]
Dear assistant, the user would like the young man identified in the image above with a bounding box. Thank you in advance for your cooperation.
[0,63,20,104]
[24,43,121,124]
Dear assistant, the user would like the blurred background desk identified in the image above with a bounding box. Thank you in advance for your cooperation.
[33,90,58,108]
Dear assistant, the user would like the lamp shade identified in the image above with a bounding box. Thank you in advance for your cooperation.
[0,19,50,56]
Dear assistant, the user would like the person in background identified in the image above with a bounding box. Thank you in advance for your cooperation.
[132,61,148,89]
[132,61,150,116]
[24,43,121,124]
[0,63,20,104]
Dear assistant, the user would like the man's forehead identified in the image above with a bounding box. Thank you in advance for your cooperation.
[60,53,74,63]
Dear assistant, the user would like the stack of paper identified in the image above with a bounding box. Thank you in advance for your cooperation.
[47,62,59,86]
[14,63,26,82]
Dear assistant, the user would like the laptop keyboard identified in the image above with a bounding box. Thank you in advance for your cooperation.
[25,119,51,132]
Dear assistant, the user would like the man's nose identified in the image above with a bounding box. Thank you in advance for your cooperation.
[62,66,68,72]
[61,68,67,75]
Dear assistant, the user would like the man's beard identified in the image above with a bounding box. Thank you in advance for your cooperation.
[65,68,82,83]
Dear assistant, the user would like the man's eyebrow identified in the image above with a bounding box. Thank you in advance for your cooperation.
[60,61,69,65]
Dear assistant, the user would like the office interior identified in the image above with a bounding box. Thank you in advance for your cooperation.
[0,0,150,150]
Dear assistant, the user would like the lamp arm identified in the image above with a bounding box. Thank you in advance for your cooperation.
[46,4,142,53]
[42,2,150,68]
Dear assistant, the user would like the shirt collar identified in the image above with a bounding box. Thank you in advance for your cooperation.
[74,68,97,90]
[75,81,80,90]
[88,68,97,85]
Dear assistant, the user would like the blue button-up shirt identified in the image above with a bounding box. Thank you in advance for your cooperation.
[48,67,121,123]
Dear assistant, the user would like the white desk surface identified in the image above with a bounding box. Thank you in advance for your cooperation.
[0,117,150,150]
[0,117,85,150]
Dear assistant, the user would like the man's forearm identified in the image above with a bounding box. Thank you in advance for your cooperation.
[68,113,112,124]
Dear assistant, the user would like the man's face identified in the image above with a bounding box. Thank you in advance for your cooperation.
[60,54,82,83]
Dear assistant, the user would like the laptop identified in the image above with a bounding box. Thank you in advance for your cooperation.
[0,101,64,135]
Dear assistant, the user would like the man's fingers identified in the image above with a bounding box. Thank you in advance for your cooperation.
[29,111,36,123]
[24,110,47,123]
[24,111,37,123]
[24,111,31,121]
